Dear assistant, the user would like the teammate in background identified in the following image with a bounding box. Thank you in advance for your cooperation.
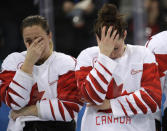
[145,31,167,131]
[75,3,162,131]
[0,15,83,131]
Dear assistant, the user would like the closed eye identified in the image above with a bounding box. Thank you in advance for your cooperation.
[114,48,118,50]
[26,39,32,45]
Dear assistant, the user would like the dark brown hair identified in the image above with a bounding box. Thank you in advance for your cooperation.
[94,4,127,40]
[21,15,50,35]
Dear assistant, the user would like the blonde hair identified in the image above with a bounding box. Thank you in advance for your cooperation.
[49,40,54,52]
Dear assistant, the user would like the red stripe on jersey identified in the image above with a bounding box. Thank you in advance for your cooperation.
[76,66,105,104]
[140,90,157,113]
[141,63,162,108]
[98,109,112,113]
[76,67,93,81]
[63,102,80,113]
[58,76,75,89]
[0,71,16,103]
[98,61,112,76]
[6,90,21,108]
[75,67,94,104]
[12,80,28,91]
[49,100,56,120]
[63,102,74,119]
[57,71,83,105]
[85,79,103,103]
[75,67,92,87]
[94,68,108,84]
[1,85,8,103]
[126,98,137,115]
[58,71,75,85]
[155,54,167,77]
[118,100,128,116]
[133,94,147,114]
[8,87,24,100]
[88,73,106,94]
[58,100,66,121]
[81,82,96,104]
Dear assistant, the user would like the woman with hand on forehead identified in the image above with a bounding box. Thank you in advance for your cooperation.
[75,3,162,131]
[0,15,83,131]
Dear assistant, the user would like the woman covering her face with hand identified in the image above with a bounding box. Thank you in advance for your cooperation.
[0,15,83,131]
[75,3,162,131]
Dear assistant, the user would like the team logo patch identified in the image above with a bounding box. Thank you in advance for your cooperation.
[131,69,142,75]
[17,62,24,69]
[92,56,98,67]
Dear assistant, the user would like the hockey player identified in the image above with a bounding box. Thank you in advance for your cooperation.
[0,15,83,131]
[145,31,167,131]
[75,3,162,131]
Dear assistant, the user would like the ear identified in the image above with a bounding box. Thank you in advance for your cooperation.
[123,30,127,40]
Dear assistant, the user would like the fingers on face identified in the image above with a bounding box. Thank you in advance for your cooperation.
[29,37,45,52]
[101,26,106,40]
[36,39,45,49]
[111,29,118,40]
[114,33,119,41]
[106,26,113,38]
[101,26,119,40]
[31,37,43,47]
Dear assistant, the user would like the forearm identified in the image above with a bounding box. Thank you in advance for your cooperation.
[37,99,81,121]
[7,69,33,110]
[11,105,38,120]
[21,60,34,74]
[76,53,118,105]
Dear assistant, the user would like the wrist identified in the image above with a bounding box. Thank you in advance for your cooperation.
[100,48,113,57]
[101,52,111,57]
[21,61,34,74]
[32,105,38,116]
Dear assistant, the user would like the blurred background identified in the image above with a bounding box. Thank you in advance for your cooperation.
[0,0,167,131]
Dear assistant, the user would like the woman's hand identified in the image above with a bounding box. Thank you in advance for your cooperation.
[21,37,45,74]
[96,26,119,57]
[87,99,111,110]
[11,105,38,121]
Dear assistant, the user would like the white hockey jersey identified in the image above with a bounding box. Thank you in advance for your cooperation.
[146,31,167,110]
[75,44,162,131]
[0,51,83,131]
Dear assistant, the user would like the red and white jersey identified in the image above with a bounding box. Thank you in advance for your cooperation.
[0,51,83,130]
[75,44,161,131]
[146,31,167,109]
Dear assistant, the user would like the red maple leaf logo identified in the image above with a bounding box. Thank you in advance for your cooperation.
[155,54,167,78]
[28,83,45,105]
[99,79,130,113]
[106,78,123,99]
[106,78,131,99]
